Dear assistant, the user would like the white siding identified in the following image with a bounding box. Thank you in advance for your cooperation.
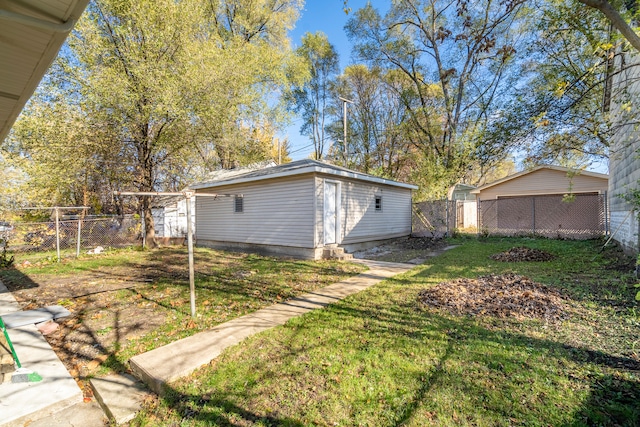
[152,199,195,238]
[315,176,412,245]
[609,52,640,253]
[151,208,165,237]
[478,168,607,200]
[196,176,316,248]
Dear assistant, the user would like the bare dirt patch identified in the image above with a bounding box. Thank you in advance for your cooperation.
[1,263,186,397]
[489,246,556,262]
[353,236,449,263]
[418,273,568,322]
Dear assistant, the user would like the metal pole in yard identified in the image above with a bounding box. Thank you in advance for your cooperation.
[54,207,61,262]
[114,191,232,318]
[185,191,196,318]
[339,97,353,167]
[278,139,281,165]
[76,215,82,257]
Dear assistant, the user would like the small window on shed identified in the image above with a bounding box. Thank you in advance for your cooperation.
[234,195,244,213]
[375,196,382,211]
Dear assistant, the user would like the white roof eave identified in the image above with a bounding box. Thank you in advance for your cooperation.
[192,165,419,191]
[0,0,90,142]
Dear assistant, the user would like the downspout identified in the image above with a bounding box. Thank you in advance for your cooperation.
[0,9,77,33]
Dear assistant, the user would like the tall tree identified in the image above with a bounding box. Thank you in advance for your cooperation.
[484,0,615,168]
[346,0,526,195]
[292,32,340,160]
[328,65,415,179]
[4,0,305,244]
[4,77,130,212]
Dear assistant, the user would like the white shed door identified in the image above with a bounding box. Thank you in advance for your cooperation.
[324,182,337,245]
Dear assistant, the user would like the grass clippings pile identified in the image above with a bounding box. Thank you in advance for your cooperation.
[489,246,556,262]
[418,273,568,321]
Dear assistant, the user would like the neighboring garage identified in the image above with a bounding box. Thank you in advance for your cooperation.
[191,159,418,259]
[471,165,609,238]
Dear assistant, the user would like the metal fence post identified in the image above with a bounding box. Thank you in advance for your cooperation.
[477,199,481,236]
[531,197,536,235]
[186,191,196,318]
[604,191,609,236]
[445,199,450,237]
[54,207,61,262]
[141,209,146,248]
[76,217,82,257]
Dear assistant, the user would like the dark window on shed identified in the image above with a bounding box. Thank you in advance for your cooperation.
[234,195,244,213]
[375,196,382,211]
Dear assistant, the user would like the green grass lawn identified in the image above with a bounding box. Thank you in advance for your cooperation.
[131,237,640,427]
[0,246,366,380]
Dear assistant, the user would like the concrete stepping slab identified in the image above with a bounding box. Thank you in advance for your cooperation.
[1,306,71,329]
[91,373,150,425]
[23,400,107,427]
[130,259,414,395]
[0,325,82,427]
[0,281,85,427]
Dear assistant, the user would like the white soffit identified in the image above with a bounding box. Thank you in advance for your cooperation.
[0,0,90,142]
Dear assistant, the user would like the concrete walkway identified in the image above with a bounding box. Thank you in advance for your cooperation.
[0,281,90,427]
[1,258,415,426]
[129,259,413,395]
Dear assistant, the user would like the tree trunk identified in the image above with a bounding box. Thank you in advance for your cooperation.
[140,194,157,249]
[137,126,157,249]
[577,0,640,51]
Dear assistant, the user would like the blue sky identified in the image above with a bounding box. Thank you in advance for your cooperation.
[281,1,609,173]
[282,0,388,160]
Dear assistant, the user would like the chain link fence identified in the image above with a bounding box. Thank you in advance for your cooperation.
[413,194,608,239]
[1,215,141,263]
[478,194,607,239]
[412,200,456,237]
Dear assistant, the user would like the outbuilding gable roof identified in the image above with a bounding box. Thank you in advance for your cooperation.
[470,165,608,194]
[191,159,418,190]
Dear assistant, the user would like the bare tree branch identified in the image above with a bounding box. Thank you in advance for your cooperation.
[577,0,640,50]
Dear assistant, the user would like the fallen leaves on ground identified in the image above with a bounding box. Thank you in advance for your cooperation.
[417,273,568,322]
[489,247,556,262]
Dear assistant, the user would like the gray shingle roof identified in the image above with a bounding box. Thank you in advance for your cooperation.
[190,159,418,190]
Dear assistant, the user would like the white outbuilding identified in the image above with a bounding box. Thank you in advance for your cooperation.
[191,159,418,259]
